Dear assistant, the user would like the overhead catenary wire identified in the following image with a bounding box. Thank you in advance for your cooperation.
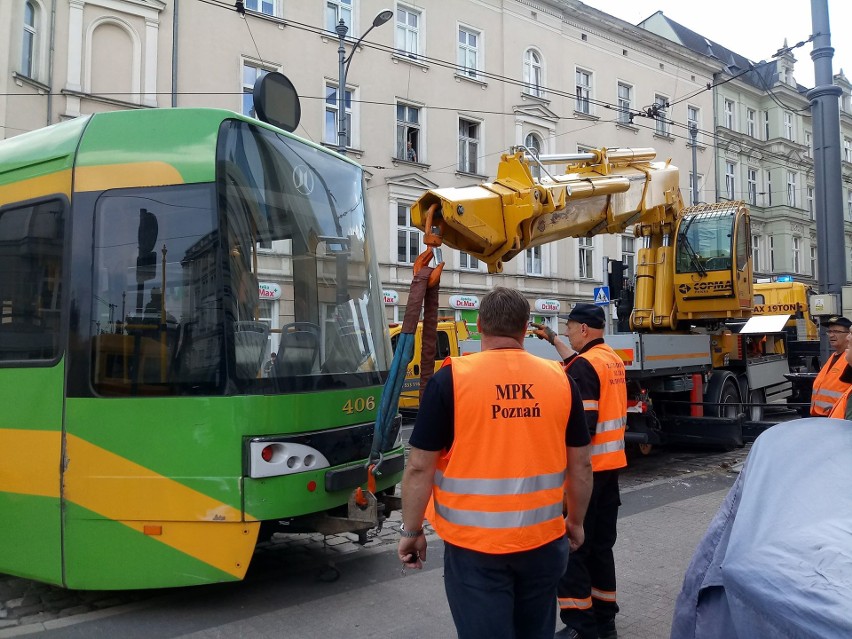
[5,0,849,191]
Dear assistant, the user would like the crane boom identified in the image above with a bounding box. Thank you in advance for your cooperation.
[411,146,753,331]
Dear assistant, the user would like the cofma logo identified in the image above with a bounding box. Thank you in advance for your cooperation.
[679,281,732,294]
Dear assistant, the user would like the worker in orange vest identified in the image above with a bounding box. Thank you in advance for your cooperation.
[398,287,593,639]
[810,316,852,416]
[533,303,627,639]
[828,331,852,419]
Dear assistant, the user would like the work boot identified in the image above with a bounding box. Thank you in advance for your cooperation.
[597,619,618,639]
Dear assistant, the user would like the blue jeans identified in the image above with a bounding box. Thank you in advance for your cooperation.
[444,536,570,639]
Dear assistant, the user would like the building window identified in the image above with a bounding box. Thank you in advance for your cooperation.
[575,69,592,114]
[578,237,594,279]
[724,99,735,130]
[245,0,278,16]
[397,204,422,264]
[525,132,542,180]
[769,235,775,272]
[784,112,794,140]
[811,245,817,277]
[688,172,703,205]
[746,108,756,137]
[22,1,37,77]
[805,131,812,158]
[458,118,479,174]
[242,61,272,117]
[325,83,352,147]
[787,171,797,207]
[845,138,852,163]
[617,82,632,124]
[765,170,773,207]
[747,168,758,206]
[763,110,770,140]
[654,94,669,136]
[807,185,815,220]
[792,237,801,273]
[395,6,420,59]
[848,189,852,222]
[687,105,699,137]
[457,27,480,78]
[396,102,420,162]
[725,161,736,200]
[525,246,542,275]
[752,235,762,271]
[621,235,636,278]
[523,49,543,97]
[459,251,479,270]
[326,0,353,32]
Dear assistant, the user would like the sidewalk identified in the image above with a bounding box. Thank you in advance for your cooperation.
[13,467,737,639]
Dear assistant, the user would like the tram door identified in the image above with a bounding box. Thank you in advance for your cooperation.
[0,194,67,586]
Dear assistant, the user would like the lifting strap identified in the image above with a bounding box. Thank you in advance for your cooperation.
[366,205,444,478]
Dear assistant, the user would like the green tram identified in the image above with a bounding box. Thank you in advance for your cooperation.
[0,108,403,589]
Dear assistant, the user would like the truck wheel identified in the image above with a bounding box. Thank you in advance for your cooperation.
[749,388,766,422]
[704,372,742,418]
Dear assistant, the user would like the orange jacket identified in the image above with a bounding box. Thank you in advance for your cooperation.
[428,349,573,554]
[828,384,852,419]
[811,352,850,416]
[574,344,628,472]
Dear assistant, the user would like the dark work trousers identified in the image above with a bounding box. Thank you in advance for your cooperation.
[558,469,621,639]
[443,535,569,639]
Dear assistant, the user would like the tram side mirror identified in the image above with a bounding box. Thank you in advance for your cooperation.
[136,208,159,283]
[252,72,301,133]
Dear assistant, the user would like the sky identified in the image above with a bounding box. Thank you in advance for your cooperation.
[580,0,851,89]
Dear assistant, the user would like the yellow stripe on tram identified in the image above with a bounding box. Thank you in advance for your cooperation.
[74,162,185,192]
[0,170,72,202]
[63,435,258,579]
[0,430,62,498]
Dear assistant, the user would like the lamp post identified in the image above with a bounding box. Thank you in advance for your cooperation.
[336,9,394,154]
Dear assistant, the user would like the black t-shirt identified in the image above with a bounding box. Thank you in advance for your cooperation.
[409,358,591,452]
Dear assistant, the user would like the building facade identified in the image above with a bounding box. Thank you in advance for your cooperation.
[9,0,847,343]
[641,11,852,288]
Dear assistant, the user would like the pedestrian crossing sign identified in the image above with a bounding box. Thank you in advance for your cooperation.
[593,286,610,306]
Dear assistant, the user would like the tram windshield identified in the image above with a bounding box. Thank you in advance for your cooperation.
[90,119,390,396]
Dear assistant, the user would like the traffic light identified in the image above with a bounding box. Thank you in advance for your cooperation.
[608,259,627,301]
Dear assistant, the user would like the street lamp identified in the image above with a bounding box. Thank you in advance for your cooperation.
[336,9,394,154]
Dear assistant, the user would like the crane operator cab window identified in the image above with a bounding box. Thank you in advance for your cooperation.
[676,208,737,273]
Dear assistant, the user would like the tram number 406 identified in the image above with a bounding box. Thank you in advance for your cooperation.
[342,396,376,414]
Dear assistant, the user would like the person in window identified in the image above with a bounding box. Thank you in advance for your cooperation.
[406,141,417,163]
[263,351,277,377]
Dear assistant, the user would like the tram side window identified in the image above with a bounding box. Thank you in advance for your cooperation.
[0,200,65,361]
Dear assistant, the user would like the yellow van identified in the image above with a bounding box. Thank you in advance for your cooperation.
[388,319,471,411]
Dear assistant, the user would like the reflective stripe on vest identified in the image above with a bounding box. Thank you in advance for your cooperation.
[579,344,628,471]
[811,353,851,417]
[428,350,573,554]
[434,469,566,495]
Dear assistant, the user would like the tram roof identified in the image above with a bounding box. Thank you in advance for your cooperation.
[0,108,358,190]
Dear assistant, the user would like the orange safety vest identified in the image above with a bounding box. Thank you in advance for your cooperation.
[573,343,628,472]
[427,349,573,554]
[810,352,850,416]
[828,384,852,419]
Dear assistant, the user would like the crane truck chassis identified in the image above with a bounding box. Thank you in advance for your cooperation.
[411,146,794,449]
